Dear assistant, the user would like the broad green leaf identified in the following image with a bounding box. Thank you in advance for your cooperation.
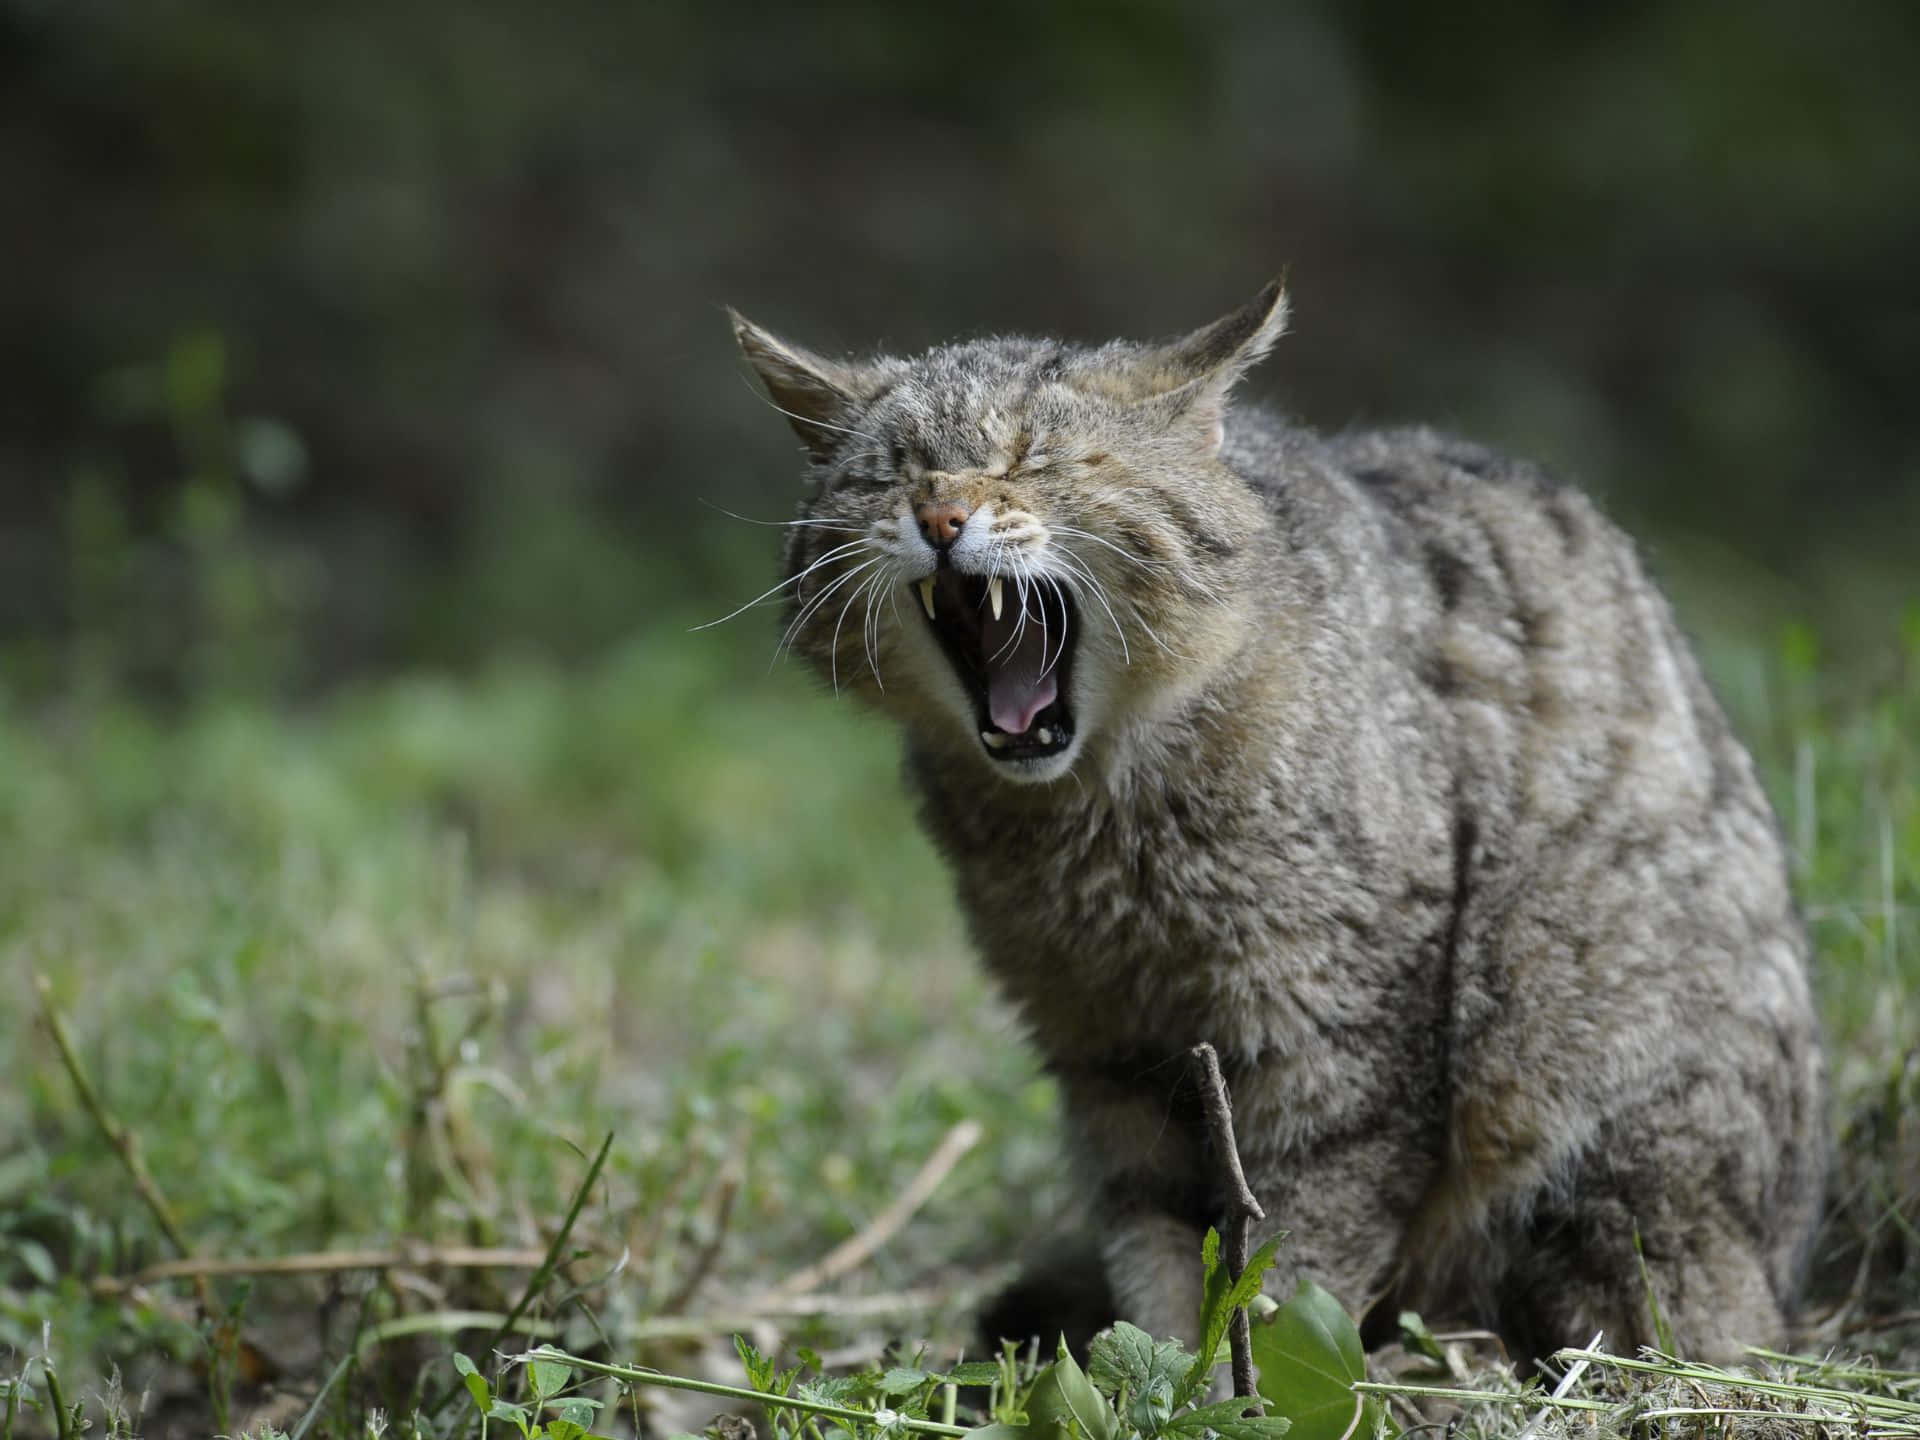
[1089,1322,1188,1435]
[1027,1342,1118,1440]
[546,1420,589,1440]
[1088,1321,1156,1392]
[880,1368,933,1395]
[528,1347,572,1401]
[453,1352,491,1415]
[1168,1396,1293,1440]
[556,1398,603,1423]
[1248,1279,1379,1440]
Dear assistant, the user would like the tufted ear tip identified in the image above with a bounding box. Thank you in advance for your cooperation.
[727,310,878,462]
[1181,277,1290,387]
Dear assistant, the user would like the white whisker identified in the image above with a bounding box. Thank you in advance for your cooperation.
[696,498,862,532]
[862,571,891,689]
[775,556,882,664]
[829,568,882,695]
[1051,546,1132,665]
[1039,573,1070,680]
[695,538,874,631]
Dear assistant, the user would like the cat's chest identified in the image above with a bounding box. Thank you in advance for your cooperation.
[923,773,1405,1063]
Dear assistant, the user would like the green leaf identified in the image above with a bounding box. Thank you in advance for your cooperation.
[488,1398,533,1436]
[556,1398,603,1424]
[16,1240,56,1286]
[1394,1312,1444,1366]
[547,1421,589,1440]
[1027,1342,1118,1440]
[946,1364,1004,1387]
[1168,1397,1292,1440]
[1089,1322,1189,1435]
[1248,1279,1378,1440]
[799,1377,862,1406]
[528,1346,573,1401]
[452,1352,491,1415]
[735,1335,777,1393]
[1087,1322,1153,1392]
[1182,1231,1287,1405]
[880,1367,933,1395]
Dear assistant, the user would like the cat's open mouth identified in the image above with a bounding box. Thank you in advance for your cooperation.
[910,567,1076,762]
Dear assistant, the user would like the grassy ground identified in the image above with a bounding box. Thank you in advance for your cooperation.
[2,609,1916,1438]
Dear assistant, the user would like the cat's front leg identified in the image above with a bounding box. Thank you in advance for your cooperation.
[1100,1208,1210,1349]
[1058,1061,1213,1348]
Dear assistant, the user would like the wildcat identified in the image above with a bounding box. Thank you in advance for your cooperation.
[730,283,1825,1367]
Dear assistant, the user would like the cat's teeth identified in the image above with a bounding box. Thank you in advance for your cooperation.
[988,575,1004,620]
[917,577,937,620]
[981,730,1012,750]
[1037,727,1054,746]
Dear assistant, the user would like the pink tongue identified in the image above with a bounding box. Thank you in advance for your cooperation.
[981,595,1058,735]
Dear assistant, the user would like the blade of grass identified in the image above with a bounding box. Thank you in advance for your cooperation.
[418,1129,614,1420]
[511,1350,970,1436]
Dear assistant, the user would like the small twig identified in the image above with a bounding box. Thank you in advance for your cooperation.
[1351,1381,1609,1413]
[1831,1310,1920,1333]
[35,975,215,1315]
[1190,1042,1264,1404]
[662,1161,741,1315]
[765,1119,983,1299]
[90,1245,553,1293]
[1554,1349,1920,1420]
[36,977,195,1264]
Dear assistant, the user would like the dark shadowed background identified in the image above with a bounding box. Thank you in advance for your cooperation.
[3,2,1916,697]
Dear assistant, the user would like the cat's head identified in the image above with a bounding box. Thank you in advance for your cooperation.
[731,282,1287,785]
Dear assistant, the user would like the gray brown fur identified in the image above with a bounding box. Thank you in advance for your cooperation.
[732,284,1826,1366]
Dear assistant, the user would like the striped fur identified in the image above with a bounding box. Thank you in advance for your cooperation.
[734,288,1825,1366]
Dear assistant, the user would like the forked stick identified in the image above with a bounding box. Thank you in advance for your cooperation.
[1190,1042,1265,1403]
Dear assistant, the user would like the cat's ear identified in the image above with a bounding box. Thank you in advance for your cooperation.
[730,310,879,463]
[1129,280,1290,452]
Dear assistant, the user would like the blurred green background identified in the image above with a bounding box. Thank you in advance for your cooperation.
[2,2,1915,694]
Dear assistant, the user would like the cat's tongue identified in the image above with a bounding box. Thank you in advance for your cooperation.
[981,595,1057,735]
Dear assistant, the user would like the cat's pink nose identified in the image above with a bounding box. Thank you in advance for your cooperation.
[916,500,969,550]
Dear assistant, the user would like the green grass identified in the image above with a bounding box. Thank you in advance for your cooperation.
[1,611,1916,1437]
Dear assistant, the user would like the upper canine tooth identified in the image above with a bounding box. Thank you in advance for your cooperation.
[917,577,937,620]
[988,575,1004,621]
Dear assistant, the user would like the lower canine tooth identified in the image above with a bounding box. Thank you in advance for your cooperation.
[988,575,1004,620]
[1036,727,1053,746]
[981,730,1011,750]
[917,577,937,620]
